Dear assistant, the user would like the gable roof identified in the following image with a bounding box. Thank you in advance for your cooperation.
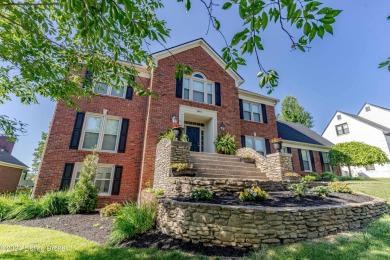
[152,38,244,87]
[0,150,28,169]
[277,121,333,147]
[340,111,390,134]
[358,103,390,114]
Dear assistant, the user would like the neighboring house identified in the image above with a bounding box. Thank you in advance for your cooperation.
[276,121,335,175]
[0,136,28,192]
[34,39,333,204]
[322,103,390,178]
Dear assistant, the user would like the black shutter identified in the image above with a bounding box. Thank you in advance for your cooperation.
[83,70,93,88]
[239,99,244,119]
[287,147,292,154]
[175,77,183,98]
[69,112,85,149]
[309,150,316,172]
[125,76,135,100]
[261,104,268,124]
[111,166,123,195]
[319,152,325,172]
[265,138,271,154]
[298,149,304,171]
[118,119,129,153]
[60,163,74,190]
[215,82,221,106]
[241,135,246,148]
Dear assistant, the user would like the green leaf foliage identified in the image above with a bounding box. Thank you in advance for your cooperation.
[277,96,314,128]
[215,133,237,155]
[329,142,390,168]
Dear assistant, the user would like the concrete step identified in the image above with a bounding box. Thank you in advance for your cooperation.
[195,173,268,180]
[190,157,255,165]
[192,163,257,170]
[190,152,242,162]
[194,168,266,176]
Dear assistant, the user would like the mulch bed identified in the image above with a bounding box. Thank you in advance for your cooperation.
[3,211,113,244]
[121,229,250,258]
[175,191,374,207]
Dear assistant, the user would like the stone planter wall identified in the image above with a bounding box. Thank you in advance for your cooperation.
[165,177,327,197]
[156,197,388,249]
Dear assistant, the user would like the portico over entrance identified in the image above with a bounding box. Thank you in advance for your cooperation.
[179,105,217,153]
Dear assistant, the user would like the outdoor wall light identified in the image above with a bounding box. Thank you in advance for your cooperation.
[220,122,225,131]
[171,115,178,124]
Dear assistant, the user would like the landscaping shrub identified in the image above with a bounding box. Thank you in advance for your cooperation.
[100,203,122,217]
[143,188,164,195]
[215,133,237,155]
[68,153,99,214]
[288,182,309,197]
[171,163,190,172]
[328,182,353,194]
[321,172,337,181]
[109,202,157,245]
[5,197,44,221]
[159,129,188,142]
[0,193,26,221]
[283,172,301,177]
[239,186,268,202]
[311,186,332,197]
[40,191,70,216]
[301,173,321,182]
[190,188,213,201]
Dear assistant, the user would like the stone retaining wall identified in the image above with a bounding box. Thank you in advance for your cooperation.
[166,177,327,197]
[156,197,388,249]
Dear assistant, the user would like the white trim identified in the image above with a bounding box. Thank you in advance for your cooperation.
[152,39,244,88]
[238,89,279,106]
[282,140,332,152]
[70,163,115,196]
[0,161,27,170]
[300,149,312,172]
[117,61,151,79]
[94,82,126,99]
[79,112,122,153]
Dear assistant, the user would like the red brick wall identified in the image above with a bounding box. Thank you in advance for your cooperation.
[0,165,23,192]
[139,46,246,189]
[290,148,328,175]
[0,136,14,154]
[34,76,149,204]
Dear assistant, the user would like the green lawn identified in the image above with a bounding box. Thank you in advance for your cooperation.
[0,225,205,260]
[347,179,390,204]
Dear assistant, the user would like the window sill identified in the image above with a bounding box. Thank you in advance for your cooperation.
[241,119,264,124]
[78,148,118,154]
[94,93,126,100]
[180,98,215,107]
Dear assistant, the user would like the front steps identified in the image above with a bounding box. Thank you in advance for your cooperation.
[189,152,268,180]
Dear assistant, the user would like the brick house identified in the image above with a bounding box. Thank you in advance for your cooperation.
[34,39,334,204]
[0,136,28,192]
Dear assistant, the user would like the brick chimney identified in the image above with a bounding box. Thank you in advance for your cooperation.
[0,135,15,154]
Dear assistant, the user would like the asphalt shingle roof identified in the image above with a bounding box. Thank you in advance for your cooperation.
[0,150,27,168]
[277,121,333,147]
[340,112,390,134]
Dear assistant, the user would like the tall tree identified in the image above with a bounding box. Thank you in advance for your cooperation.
[330,142,390,177]
[277,96,314,128]
[31,132,47,175]
[0,0,341,140]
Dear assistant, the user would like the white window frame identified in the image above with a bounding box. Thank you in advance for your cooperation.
[335,123,349,136]
[183,72,215,105]
[94,82,126,98]
[79,113,122,153]
[242,100,263,123]
[245,136,266,155]
[322,152,332,172]
[301,149,312,172]
[70,163,116,196]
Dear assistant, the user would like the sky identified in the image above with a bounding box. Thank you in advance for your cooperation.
[1,0,390,168]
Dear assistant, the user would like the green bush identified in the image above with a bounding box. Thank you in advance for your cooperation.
[159,129,188,142]
[0,193,27,221]
[215,133,237,155]
[109,202,157,245]
[143,188,164,195]
[328,182,353,194]
[311,186,332,197]
[332,176,367,182]
[5,197,44,221]
[190,188,213,201]
[100,203,122,217]
[301,173,321,182]
[288,182,309,197]
[68,153,99,214]
[239,186,268,202]
[321,172,337,181]
[40,191,70,216]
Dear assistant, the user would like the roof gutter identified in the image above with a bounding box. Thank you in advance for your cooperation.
[0,161,28,170]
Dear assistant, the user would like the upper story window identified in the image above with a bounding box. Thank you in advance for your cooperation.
[72,164,114,195]
[336,123,349,136]
[322,152,332,172]
[94,82,126,98]
[245,136,266,155]
[300,149,312,171]
[80,114,121,152]
[243,101,262,122]
[183,73,214,105]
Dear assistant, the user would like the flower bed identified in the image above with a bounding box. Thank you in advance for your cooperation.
[156,195,388,249]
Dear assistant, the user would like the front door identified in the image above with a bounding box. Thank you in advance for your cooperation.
[186,126,200,152]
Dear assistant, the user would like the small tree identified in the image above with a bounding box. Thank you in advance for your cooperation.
[68,152,99,214]
[277,96,314,128]
[330,142,390,176]
[31,132,47,175]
